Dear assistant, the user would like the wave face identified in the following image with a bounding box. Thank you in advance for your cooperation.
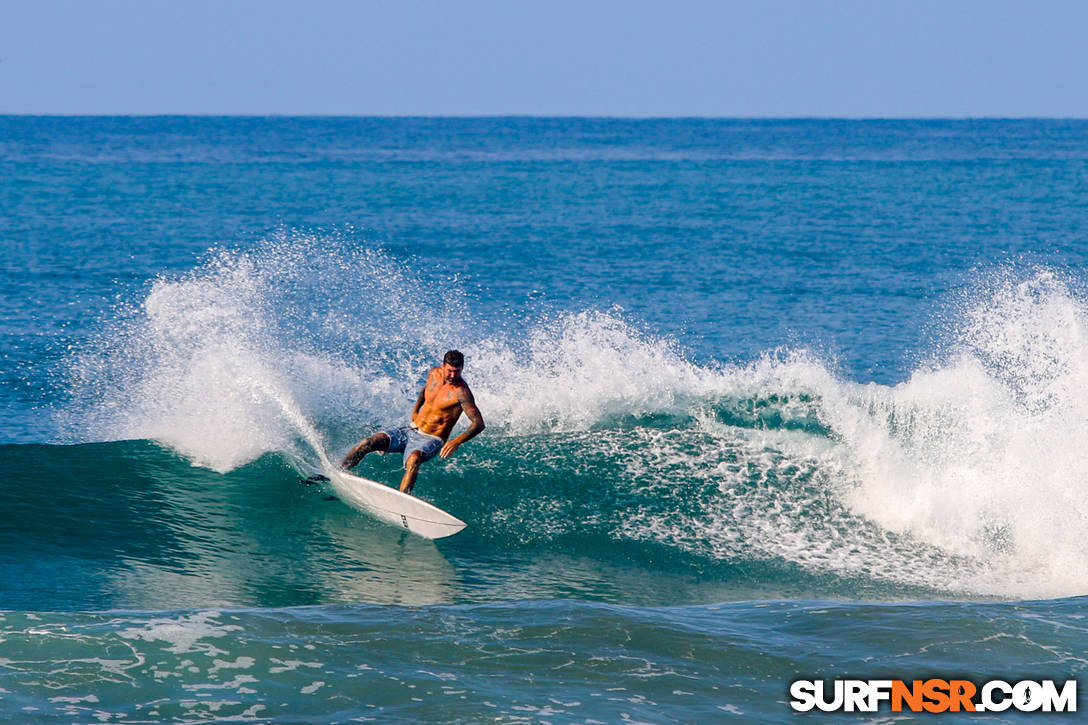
[19,237,1083,609]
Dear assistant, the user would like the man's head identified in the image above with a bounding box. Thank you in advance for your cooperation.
[441,350,464,383]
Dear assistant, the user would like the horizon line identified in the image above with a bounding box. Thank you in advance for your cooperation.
[3,113,1088,122]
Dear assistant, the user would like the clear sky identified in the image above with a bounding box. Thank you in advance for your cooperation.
[2,0,1086,117]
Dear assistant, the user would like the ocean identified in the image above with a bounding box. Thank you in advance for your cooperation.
[3,116,1088,722]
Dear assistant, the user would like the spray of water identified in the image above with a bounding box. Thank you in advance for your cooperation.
[63,235,1088,598]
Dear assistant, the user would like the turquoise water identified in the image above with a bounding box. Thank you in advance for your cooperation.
[4,117,1088,722]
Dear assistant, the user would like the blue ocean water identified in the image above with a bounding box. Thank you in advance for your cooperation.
[4,117,1088,722]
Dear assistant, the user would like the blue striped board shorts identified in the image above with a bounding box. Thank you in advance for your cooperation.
[383,425,444,468]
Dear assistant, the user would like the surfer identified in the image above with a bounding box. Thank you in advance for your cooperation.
[340,350,485,495]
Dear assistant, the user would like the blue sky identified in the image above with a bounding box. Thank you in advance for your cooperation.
[2,0,1086,116]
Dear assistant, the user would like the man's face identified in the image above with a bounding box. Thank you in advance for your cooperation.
[442,363,463,384]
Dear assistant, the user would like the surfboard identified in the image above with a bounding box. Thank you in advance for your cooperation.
[324,469,467,539]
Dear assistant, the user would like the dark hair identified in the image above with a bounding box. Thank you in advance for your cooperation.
[443,350,465,367]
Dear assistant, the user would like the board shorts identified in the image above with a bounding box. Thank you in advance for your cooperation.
[383,425,444,468]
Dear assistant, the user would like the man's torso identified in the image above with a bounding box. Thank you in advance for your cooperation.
[412,367,466,440]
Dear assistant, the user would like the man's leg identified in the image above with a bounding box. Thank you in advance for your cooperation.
[399,451,423,494]
[341,432,390,470]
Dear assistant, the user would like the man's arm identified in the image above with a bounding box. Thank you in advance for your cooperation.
[411,385,426,417]
[411,369,435,418]
[440,386,485,458]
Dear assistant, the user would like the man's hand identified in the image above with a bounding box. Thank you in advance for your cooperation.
[440,439,460,458]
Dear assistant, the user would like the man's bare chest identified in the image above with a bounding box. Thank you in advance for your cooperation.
[425,382,461,410]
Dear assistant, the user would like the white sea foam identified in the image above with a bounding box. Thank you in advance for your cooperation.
[820,271,1088,597]
[470,310,723,432]
[65,236,1088,598]
[619,270,1088,598]
[119,611,242,655]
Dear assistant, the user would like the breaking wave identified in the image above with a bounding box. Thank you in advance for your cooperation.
[58,234,1088,600]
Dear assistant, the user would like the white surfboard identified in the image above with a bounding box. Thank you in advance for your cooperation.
[325,469,467,539]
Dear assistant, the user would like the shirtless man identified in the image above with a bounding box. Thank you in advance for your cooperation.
[340,350,485,495]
